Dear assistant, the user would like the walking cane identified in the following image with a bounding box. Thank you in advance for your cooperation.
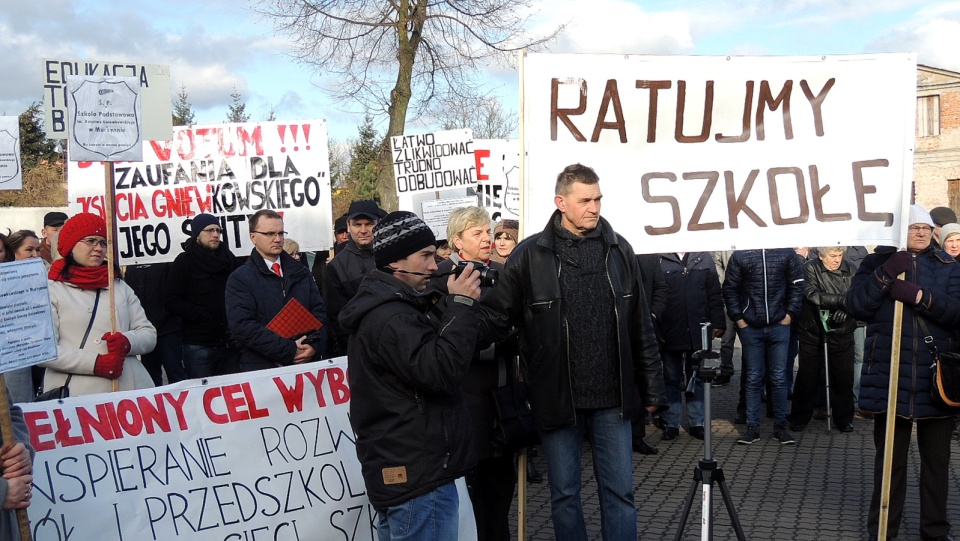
[877,293,905,541]
[818,310,834,433]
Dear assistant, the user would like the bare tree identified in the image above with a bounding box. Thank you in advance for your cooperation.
[258,0,560,210]
[428,90,518,139]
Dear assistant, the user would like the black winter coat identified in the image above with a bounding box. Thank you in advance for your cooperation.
[325,240,376,356]
[658,252,725,351]
[798,258,856,347]
[225,250,328,367]
[340,270,479,508]
[480,211,668,430]
[847,246,960,418]
[164,240,240,346]
[722,248,804,327]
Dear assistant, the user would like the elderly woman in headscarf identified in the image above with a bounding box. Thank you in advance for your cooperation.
[490,219,519,265]
[847,204,960,541]
[41,213,156,396]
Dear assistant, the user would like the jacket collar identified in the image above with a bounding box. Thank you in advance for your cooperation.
[247,248,303,277]
[536,209,619,251]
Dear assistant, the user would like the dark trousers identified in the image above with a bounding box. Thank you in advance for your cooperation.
[467,455,516,541]
[868,416,954,540]
[789,335,855,427]
[141,332,185,386]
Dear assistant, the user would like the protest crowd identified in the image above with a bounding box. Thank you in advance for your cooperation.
[1,161,958,541]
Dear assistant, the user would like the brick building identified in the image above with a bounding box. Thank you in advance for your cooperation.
[915,64,960,210]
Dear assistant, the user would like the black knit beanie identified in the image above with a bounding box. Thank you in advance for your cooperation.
[373,211,436,267]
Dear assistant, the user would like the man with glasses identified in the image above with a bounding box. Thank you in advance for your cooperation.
[226,209,328,372]
[164,213,242,378]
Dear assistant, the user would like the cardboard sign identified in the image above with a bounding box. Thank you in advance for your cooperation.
[0,116,23,190]
[67,120,333,264]
[0,259,56,372]
[392,129,477,196]
[42,58,172,141]
[522,53,917,252]
[421,196,478,239]
[66,76,143,162]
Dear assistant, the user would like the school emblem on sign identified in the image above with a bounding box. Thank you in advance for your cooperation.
[0,118,21,187]
[66,75,143,162]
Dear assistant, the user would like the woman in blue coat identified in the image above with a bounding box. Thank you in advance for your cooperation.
[846,205,960,541]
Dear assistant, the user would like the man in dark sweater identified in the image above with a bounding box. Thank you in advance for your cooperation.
[164,213,242,378]
[482,163,667,541]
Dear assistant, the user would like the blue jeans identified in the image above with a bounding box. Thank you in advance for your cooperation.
[539,407,636,541]
[661,350,704,428]
[738,324,790,427]
[182,344,240,379]
[375,482,459,541]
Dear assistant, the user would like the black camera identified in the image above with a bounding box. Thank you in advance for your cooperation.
[455,260,499,288]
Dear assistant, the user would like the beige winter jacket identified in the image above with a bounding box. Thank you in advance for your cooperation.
[41,279,157,396]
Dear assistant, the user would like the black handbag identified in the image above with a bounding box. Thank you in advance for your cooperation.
[491,357,540,452]
[35,289,100,402]
[916,318,960,410]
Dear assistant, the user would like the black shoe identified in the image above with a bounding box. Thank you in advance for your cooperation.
[633,441,659,455]
[526,459,543,483]
[662,427,680,440]
[737,425,760,444]
[789,423,806,432]
[734,411,747,425]
[712,375,731,387]
[773,426,797,445]
[839,423,854,433]
[689,426,705,440]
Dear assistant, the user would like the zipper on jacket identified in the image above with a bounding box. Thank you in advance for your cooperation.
[762,250,770,325]
[605,247,625,421]
[414,391,424,415]
[908,253,918,418]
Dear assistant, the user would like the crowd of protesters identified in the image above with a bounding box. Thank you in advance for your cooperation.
[2,184,959,541]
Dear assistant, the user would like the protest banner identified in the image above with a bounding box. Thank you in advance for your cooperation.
[474,139,520,222]
[392,129,477,196]
[521,53,917,252]
[20,360,375,541]
[67,120,333,264]
[66,76,143,163]
[42,58,172,141]
[421,196,478,239]
[0,115,23,191]
[0,259,57,373]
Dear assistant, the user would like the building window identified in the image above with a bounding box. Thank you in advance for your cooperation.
[917,95,940,137]
[950,179,960,214]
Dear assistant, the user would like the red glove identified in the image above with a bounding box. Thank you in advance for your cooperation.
[880,251,912,278]
[94,353,124,380]
[889,279,921,305]
[102,332,131,356]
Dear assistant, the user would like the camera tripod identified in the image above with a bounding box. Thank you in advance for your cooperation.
[674,324,747,541]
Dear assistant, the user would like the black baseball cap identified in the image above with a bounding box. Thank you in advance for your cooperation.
[334,214,348,233]
[347,200,382,222]
[44,211,69,227]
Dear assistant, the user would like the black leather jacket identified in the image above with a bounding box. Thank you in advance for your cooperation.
[798,258,856,345]
[481,211,668,430]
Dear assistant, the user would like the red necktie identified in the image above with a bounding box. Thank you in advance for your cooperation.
[271,262,282,278]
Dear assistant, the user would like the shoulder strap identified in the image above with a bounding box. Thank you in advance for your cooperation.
[915,316,938,355]
[62,288,101,390]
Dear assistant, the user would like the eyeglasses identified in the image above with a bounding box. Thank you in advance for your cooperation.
[253,231,287,238]
[79,238,108,248]
[201,227,223,235]
[908,225,933,234]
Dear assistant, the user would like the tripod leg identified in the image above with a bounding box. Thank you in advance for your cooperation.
[715,478,747,541]
[824,340,832,433]
[673,469,702,541]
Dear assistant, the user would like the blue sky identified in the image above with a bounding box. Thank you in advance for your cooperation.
[2,0,959,141]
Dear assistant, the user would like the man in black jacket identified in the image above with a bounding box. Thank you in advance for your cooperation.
[723,248,804,445]
[340,211,482,540]
[164,213,241,378]
[482,163,667,541]
[325,200,382,357]
[225,210,327,371]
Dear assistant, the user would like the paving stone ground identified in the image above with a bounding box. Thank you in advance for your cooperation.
[508,353,960,541]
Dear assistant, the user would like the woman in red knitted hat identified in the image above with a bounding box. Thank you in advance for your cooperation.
[40,213,157,396]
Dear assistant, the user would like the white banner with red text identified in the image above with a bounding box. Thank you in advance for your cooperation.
[67,120,333,264]
[522,53,916,253]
